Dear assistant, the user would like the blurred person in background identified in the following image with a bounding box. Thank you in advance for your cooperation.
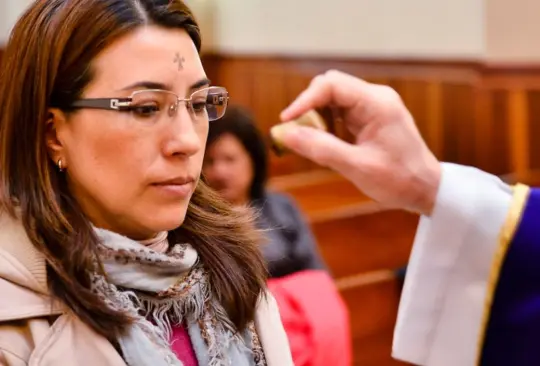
[0,1,293,365]
[204,105,352,366]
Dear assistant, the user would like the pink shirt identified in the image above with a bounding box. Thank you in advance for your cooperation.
[170,325,198,366]
[139,235,198,365]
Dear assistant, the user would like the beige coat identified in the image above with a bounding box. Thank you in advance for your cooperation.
[0,212,293,366]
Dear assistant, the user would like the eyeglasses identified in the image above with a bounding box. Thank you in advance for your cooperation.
[69,86,229,123]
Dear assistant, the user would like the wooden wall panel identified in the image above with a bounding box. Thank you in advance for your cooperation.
[473,88,495,172]
[203,54,540,179]
[528,91,540,171]
[441,84,475,165]
[489,90,512,175]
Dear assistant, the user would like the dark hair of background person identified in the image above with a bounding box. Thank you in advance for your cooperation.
[0,0,267,341]
[206,105,269,202]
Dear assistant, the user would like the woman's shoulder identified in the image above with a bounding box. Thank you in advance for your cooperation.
[0,211,57,322]
[264,190,294,202]
[0,210,27,252]
[261,191,300,212]
[0,265,61,326]
[0,271,64,365]
[0,211,47,284]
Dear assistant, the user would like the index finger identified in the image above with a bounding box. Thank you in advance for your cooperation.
[279,70,372,122]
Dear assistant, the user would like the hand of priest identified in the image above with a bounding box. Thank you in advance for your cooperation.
[278,70,441,216]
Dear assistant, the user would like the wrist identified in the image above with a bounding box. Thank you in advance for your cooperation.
[410,158,441,216]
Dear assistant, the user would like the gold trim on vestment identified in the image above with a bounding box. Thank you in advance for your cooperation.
[475,183,530,365]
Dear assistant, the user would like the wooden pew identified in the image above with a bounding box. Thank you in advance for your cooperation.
[269,169,418,277]
[268,169,367,214]
[311,208,417,278]
[337,271,411,366]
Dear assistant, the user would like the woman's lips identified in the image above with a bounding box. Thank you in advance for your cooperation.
[151,181,194,198]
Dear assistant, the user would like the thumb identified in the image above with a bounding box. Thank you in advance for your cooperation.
[280,125,357,175]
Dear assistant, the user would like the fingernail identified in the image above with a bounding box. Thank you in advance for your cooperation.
[269,122,303,156]
[280,110,298,123]
[271,121,297,144]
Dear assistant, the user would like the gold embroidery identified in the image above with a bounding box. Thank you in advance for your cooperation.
[475,183,530,365]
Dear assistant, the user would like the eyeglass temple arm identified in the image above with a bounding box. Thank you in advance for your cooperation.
[70,98,131,110]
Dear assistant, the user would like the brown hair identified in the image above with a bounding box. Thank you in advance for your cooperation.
[0,0,267,339]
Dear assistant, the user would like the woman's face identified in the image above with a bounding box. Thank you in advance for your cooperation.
[203,133,254,205]
[47,26,209,239]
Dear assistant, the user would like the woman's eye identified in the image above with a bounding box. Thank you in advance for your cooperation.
[192,102,206,113]
[130,104,160,117]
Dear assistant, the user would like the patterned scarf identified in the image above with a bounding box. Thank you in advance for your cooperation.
[91,228,267,366]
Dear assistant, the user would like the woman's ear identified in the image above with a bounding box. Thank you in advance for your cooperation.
[45,108,68,168]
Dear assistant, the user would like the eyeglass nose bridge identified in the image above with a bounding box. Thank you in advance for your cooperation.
[168,95,193,117]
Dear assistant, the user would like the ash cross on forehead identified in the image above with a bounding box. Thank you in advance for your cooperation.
[173,52,185,71]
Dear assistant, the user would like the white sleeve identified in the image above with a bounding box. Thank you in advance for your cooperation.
[392,163,513,366]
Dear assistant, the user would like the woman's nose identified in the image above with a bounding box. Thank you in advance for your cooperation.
[162,105,202,157]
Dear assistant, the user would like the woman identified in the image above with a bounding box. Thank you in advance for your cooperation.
[0,1,292,365]
[203,106,327,278]
[203,105,352,366]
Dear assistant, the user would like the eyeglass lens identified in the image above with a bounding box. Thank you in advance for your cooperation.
[129,86,228,123]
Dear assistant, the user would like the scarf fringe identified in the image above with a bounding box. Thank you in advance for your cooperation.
[139,271,250,365]
[92,229,265,366]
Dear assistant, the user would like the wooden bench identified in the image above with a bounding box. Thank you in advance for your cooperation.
[338,271,411,366]
[269,169,418,278]
[311,209,417,278]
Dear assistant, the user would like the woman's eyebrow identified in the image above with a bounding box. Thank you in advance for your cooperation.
[120,81,171,91]
[118,78,210,92]
[190,78,211,91]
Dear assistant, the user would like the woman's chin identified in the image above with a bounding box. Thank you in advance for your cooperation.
[140,208,188,233]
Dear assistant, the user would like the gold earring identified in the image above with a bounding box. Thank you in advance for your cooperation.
[57,159,64,172]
